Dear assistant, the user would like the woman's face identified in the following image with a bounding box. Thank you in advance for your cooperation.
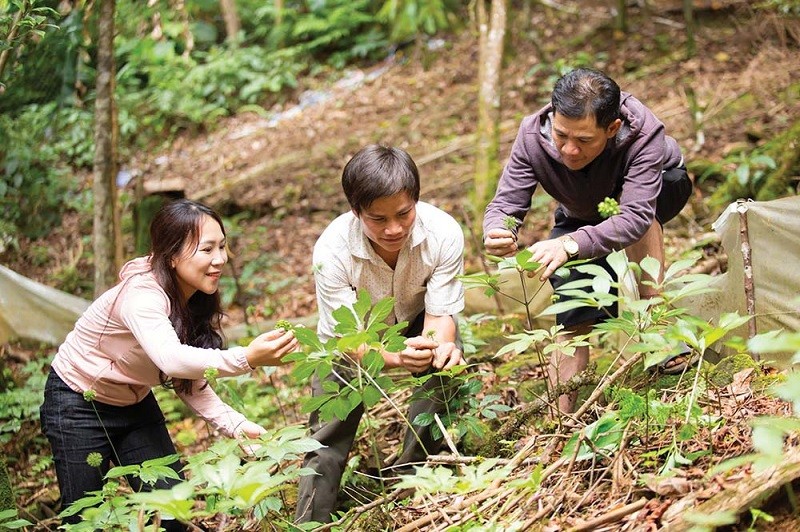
[173,215,227,301]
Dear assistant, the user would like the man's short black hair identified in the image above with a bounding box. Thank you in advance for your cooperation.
[551,68,621,129]
[342,145,420,214]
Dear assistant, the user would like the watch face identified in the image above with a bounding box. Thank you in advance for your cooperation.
[563,238,579,256]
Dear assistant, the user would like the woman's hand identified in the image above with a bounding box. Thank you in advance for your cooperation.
[236,419,266,456]
[244,329,299,368]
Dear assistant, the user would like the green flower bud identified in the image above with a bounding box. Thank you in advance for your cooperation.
[203,367,219,383]
[502,216,521,230]
[275,320,294,331]
[102,481,119,496]
[83,389,96,402]
[86,452,103,468]
[597,197,621,219]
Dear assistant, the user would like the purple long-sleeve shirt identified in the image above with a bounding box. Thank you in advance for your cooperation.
[483,92,683,258]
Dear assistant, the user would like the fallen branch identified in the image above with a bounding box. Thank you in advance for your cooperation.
[567,497,648,532]
[480,365,598,457]
[662,446,800,531]
[316,488,414,532]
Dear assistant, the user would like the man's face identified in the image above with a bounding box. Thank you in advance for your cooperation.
[356,191,417,261]
[552,112,621,170]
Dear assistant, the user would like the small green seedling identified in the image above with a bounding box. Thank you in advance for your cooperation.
[502,215,521,231]
[425,329,437,341]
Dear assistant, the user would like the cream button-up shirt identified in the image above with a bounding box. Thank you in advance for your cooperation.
[312,201,465,342]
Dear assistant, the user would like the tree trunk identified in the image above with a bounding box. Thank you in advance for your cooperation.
[275,0,284,26]
[173,0,194,57]
[219,0,241,43]
[92,0,121,297]
[683,0,695,56]
[473,0,507,227]
[0,0,26,84]
[0,456,12,511]
[616,0,627,33]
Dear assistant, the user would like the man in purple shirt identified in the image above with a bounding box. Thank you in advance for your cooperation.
[483,68,692,412]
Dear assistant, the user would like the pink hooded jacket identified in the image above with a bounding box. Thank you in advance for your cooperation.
[51,257,253,437]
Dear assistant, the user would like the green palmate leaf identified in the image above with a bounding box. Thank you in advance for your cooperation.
[367,296,394,330]
[326,395,357,422]
[361,349,385,374]
[291,360,320,381]
[664,256,700,281]
[772,372,800,413]
[458,271,498,286]
[293,326,324,351]
[139,465,181,485]
[683,510,737,528]
[106,464,140,479]
[346,389,363,411]
[413,412,435,427]
[362,385,382,408]
[337,331,373,352]
[516,248,542,272]
[375,375,394,390]
[555,278,595,291]
[539,299,593,316]
[352,289,372,321]
[60,493,105,518]
[575,264,613,280]
[592,275,612,294]
[302,394,333,414]
[322,380,340,393]
[752,417,800,454]
[639,256,662,283]
[718,312,752,331]
[749,330,800,356]
[383,321,409,352]
[494,333,537,357]
[606,250,630,280]
[332,304,359,335]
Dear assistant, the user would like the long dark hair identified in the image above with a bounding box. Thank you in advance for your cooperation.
[149,199,226,394]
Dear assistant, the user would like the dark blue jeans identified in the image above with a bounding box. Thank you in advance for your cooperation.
[40,369,186,530]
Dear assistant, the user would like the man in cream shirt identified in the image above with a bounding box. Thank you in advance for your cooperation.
[296,144,465,524]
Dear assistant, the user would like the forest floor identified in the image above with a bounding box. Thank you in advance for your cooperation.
[4,0,800,530]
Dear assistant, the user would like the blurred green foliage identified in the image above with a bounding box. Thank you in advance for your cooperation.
[0,0,463,256]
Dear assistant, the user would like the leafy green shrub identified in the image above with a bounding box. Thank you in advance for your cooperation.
[377,0,461,42]
[0,358,49,446]
[694,119,800,206]
[0,104,84,240]
[115,40,306,142]
[61,429,321,528]
[244,0,389,68]
[0,0,62,108]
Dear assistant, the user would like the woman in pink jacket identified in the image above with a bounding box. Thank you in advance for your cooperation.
[40,199,298,530]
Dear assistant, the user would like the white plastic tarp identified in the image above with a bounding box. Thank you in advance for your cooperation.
[0,265,89,346]
[686,196,800,368]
